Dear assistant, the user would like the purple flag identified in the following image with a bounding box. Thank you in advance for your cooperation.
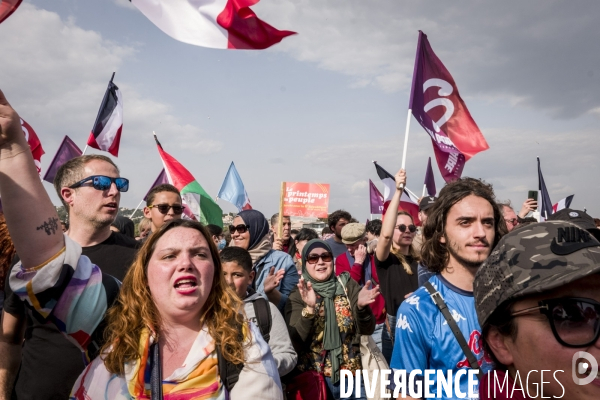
[369,179,384,214]
[144,168,169,201]
[424,157,436,196]
[409,31,489,182]
[42,135,82,184]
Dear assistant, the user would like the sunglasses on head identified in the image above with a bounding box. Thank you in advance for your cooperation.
[229,224,250,234]
[69,175,129,192]
[148,204,185,215]
[306,252,333,264]
[395,224,417,233]
[510,297,600,347]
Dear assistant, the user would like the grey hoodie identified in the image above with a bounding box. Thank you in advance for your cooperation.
[244,291,298,377]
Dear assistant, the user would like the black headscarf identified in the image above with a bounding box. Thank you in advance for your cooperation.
[111,215,135,238]
[237,210,270,250]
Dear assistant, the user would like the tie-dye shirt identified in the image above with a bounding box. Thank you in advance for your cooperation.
[9,235,282,399]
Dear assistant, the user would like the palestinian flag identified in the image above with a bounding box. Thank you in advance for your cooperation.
[373,161,420,225]
[154,134,223,227]
[86,74,123,157]
[131,0,296,49]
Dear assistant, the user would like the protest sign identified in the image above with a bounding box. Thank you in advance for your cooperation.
[280,182,330,219]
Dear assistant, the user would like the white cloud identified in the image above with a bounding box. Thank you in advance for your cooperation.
[351,180,368,192]
[257,0,600,118]
[0,4,223,203]
[113,0,137,10]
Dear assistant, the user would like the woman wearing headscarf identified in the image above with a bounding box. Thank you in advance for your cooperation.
[285,239,379,399]
[229,210,299,313]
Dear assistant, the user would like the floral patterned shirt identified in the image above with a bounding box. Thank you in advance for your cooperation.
[296,294,362,376]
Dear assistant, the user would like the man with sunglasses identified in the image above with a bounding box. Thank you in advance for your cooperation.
[2,152,138,399]
[475,221,600,399]
[143,183,184,240]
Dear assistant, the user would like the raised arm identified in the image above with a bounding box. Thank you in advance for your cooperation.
[375,169,406,263]
[0,89,64,268]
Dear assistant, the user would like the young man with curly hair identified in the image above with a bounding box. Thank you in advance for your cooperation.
[390,174,507,400]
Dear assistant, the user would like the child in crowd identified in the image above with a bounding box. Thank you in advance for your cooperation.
[220,247,297,378]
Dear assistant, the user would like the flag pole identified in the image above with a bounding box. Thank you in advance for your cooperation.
[129,199,144,218]
[422,184,427,197]
[277,182,286,240]
[82,145,88,155]
[399,109,411,190]
[405,186,419,200]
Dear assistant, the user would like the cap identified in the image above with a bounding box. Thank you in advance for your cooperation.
[547,208,600,241]
[419,196,437,212]
[341,223,366,244]
[474,221,600,327]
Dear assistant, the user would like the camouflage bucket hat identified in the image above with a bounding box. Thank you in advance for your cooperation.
[474,221,600,327]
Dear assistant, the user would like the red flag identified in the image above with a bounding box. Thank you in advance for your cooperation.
[21,118,44,175]
[410,31,489,182]
[0,0,21,24]
[132,0,295,50]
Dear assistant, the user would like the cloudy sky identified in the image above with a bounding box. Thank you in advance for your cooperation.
[1,0,599,220]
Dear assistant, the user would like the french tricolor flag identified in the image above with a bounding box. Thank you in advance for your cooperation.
[131,0,296,49]
[552,195,574,213]
[86,74,123,157]
[373,161,420,225]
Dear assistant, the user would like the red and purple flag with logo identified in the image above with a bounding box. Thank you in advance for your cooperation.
[409,31,489,182]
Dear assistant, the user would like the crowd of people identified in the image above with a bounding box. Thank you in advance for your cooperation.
[1,87,600,400]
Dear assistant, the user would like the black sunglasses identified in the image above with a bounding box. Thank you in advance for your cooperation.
[229,224,250,234]
[69,175,129,192]
[511,297,600,347]
[306,252,333,264]
[395,224,417,233]
[148,204,185,215]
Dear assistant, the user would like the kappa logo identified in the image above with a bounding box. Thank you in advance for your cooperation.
[442,309,466,325]
[397,314,413,333]
[405,295,420,311]
[551,226,598,255]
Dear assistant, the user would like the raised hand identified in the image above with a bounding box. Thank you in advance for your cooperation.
[357,280,381,310]
[519,198,538,218]
[297,276,317,310]
[354,244,367,265]
[263,266,285,294]
[395,169,407,190]
[272,237,284,251]
[0,89,26,151]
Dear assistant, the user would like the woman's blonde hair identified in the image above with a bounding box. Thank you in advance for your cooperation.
[389,211,420,275]
[102,219,246,375]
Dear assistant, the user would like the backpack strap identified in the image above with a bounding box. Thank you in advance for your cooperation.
[216,322,245,392]
[252,297,272,343]
[87,274,121,361]
[423,282,483,381]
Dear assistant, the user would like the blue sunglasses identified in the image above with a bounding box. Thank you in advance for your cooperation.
[69,175,129,192]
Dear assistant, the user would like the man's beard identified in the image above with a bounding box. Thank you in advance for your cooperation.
[445,236,490,270]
